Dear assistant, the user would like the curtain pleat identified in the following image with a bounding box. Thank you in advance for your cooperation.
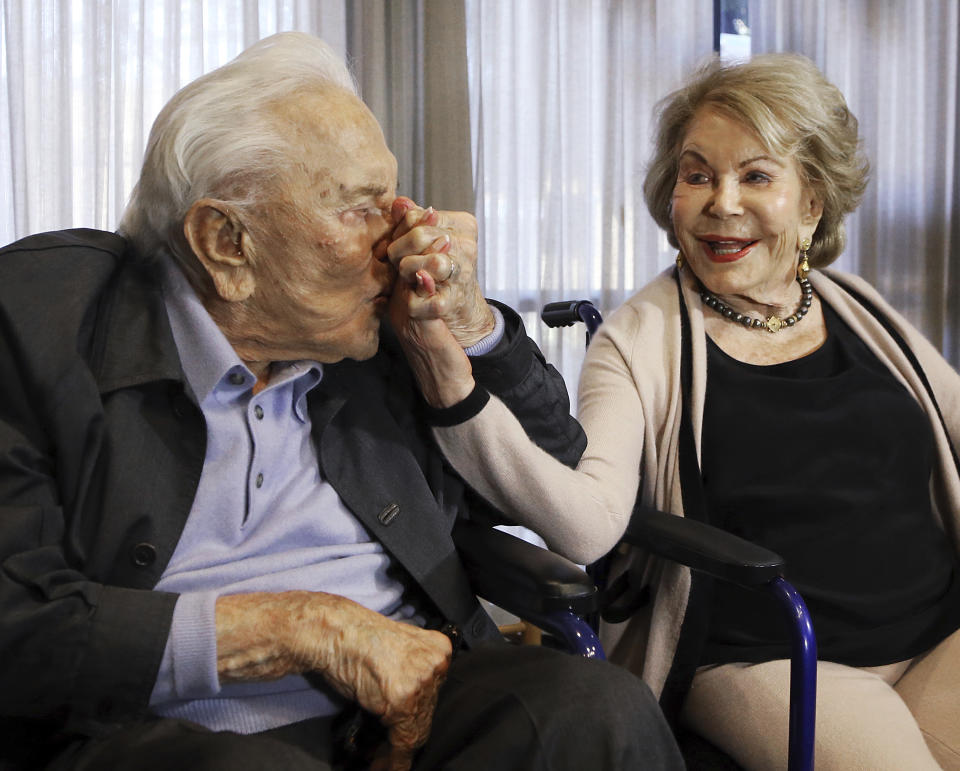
[750,0,960,364]
[3,0,957,379]
[0,0,470,247]
[465,0,714,397]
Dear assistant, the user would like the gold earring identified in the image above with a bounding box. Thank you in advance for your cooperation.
[676,253,684,271]
[797,238,811,280]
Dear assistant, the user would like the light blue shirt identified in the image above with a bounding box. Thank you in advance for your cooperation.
[149,262,423,733]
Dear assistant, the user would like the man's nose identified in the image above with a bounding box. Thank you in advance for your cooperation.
[373,209,394,262]
[707,178,743,218]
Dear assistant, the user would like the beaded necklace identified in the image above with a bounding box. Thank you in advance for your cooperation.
[700,278,814,333]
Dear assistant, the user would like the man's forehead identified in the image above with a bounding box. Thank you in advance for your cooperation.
[301,155,396,198]
[271,88,396,199]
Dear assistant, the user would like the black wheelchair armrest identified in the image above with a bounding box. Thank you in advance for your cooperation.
[624,507,784,586]
[453,519,597,616]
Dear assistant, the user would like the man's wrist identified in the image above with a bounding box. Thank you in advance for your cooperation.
[463,304,505,356]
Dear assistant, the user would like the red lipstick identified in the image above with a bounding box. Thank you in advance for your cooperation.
[698,236,758,263]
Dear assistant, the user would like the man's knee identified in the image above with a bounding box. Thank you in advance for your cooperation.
[441,644,683,769]
[531,652,681,765]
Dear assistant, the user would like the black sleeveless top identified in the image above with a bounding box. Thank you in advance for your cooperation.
[700,302,960,666]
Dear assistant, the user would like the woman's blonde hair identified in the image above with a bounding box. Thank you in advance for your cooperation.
[643,53,869,267]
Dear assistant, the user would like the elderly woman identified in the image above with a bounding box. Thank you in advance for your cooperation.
[404,54,960,769]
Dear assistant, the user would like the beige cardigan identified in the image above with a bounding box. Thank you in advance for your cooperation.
[435,266,960,698]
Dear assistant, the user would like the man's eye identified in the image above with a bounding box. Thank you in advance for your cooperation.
[344,207,376,220]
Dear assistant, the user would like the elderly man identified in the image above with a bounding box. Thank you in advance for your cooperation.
[0,33,681,770]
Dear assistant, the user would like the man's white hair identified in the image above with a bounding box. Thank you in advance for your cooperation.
[118,32,358,270]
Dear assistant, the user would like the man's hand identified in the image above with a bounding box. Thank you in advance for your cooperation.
[387,197,494,347]
[215,591,452,770]
[387,197,493,408]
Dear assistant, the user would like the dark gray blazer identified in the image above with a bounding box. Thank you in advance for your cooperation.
[0,229,586,741]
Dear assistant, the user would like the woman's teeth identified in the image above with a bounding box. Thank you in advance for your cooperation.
[710,241,751,255]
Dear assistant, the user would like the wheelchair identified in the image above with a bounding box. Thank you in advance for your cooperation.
[453,299,819,771]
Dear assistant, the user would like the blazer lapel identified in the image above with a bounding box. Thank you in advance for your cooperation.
[307,368,479,624]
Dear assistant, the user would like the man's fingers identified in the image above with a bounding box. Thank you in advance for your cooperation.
[384,745,415,771]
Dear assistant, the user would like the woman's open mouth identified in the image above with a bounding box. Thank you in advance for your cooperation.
[699,237,758,263]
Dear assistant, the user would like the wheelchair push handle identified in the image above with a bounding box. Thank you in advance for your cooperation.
[541,300,603,339]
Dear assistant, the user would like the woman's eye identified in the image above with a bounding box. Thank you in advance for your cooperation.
[684,172,709,185]
[744,171,771,184]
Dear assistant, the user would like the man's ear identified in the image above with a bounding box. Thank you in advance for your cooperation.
[183,200,256,302]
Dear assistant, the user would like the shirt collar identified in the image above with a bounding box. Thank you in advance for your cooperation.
[160,259,323,416]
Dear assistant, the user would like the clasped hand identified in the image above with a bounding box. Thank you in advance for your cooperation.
[386,197,493,408]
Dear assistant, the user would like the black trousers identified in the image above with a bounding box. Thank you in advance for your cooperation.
[50,644,683,770]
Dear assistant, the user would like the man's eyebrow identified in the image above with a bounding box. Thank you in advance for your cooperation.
[340,183,390,200]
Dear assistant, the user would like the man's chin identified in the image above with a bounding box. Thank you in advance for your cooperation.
[343,327,381,362]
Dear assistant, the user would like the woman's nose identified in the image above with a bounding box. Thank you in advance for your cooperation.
[707,179,743,217]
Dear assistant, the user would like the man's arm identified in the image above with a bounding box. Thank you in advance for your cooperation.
[0,412,178,725]
[214,591,451,771]
[0,239,180,728]
[467,301,586,467]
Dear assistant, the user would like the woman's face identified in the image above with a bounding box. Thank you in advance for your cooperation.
[671,108,822,301]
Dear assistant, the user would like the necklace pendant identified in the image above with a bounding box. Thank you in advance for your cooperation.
[765,315,783,333]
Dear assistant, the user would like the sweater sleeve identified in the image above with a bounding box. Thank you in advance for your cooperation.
[433,305,652,565]
[464,301,587,468]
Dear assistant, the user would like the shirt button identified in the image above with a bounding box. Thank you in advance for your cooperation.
[229,372,245,386]
[254,405,264,420]
[131,542,157,567]
[255,472,264,488]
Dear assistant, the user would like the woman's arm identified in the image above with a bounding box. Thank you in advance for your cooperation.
[432,320,650,565]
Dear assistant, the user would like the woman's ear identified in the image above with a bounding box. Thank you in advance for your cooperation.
[802,191,824,228]
[183,200,256,302]
[797,191,823,247]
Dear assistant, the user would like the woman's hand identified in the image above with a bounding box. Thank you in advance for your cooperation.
[386,197,493,408]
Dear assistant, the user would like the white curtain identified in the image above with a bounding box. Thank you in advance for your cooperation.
[0,1,350,241]
[749,0,960,365]
[0,0,472,244]
[8,0,955,381]
[465,0,714,396]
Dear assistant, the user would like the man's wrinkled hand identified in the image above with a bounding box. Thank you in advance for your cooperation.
[216,591,451,771]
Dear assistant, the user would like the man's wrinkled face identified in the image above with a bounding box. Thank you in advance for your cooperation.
[244,87,400,363]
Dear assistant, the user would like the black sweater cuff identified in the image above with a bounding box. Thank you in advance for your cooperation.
[423,384,491,427]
